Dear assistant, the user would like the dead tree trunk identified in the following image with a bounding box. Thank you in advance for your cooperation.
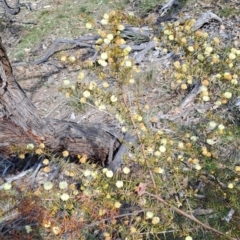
[0,37,118,164]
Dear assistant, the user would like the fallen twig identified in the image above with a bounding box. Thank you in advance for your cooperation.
[134,41,156,64]
[0,168,33,189]
[33,36,99,65]
[193,11,222,30]
[144,191,238,240]
[159,0,178,15]
[157,83,202,121]
[108,133,137,172]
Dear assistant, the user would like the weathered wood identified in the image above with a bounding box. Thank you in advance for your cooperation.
[2,0,20,15]
[0,37,119,164]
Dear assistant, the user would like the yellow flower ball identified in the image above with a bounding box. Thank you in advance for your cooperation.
[188,46,194,52]
[202,96,210,101]
[173,61,181,69]
[152,216,160,224]
[205,46,213,54]
[106,170,113,178]
[3,182,12,191]
[203,32,209,38]
[101,52,108,60]
[123,167,130,174]
[61,56,67,62]
[110,95,117,102]
[146,211,154,219]
[69,56,76,62]
[202,79,209,86]
[147,146,154,154]
[218,124,225,130]
[99,105,106,110]
[98,59,108,67]
[59,181,68,189]
[52,226,61,235]
[178,142,184,149]
[114,202,122,208]
[103,38,110,45]
[60,193,70,201]
[107,34,113,40]
[102,81,109,88]
[63,80,70,85]
[197,54,205,61]
[181,83,188,90]
[163,48,168,53]
[202,91,209,96]
[223,92,232,99]
[43,159,49,165]
[39,143,45,149]
[83,169,92,177]
[129,78,135,84]
[89,81,97,90]
[130,227,137,234]
[208,121,217,129]
[103,13,109,19]
[229,53,236,60]
[121,126,128,133]
[101,19,108,25]
[207,139,215,145]
[215,100,222,106]
[96,38,103,44]
[154,167,164,174]
[117,24,125,31]
[154,151,161,157]
[223,72,232,80]
[116,180,123,188]
[137,115,142,122]
[125,46,132,53]
[235,166,240,172]
[44,181,53,190]
[144,104,149,110]
[159,145,166,153]
[80,97,86,103]
[213,37,220,44]
[190,136,198,141]
[35,148,43,154]
[125,60,132,67]
[195,164,202,170]
[231,79,238,85]
[85,22,92,29]
[62,150,69,157]
[27,143,34,150]
[195,30,203,37]
[164,29,171,35]
[83,90,91,98]
[181,37,187,44]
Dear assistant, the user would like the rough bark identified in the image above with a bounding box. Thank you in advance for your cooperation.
[0,37,118,164]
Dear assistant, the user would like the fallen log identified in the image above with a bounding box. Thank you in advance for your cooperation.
[0,36,119,165]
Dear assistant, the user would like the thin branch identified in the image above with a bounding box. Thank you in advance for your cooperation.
[33,36,99,65]
[145,191,239,240]
[193,11,222,31]
[0,168,34,189]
